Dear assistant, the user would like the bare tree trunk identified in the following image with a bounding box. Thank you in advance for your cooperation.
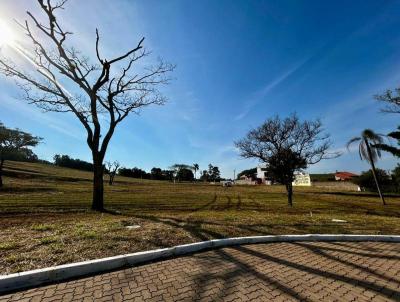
[365,140,386,205]
[92,154,104,211]
[0,158,4,188]
[108,173,115,186]
[286,182,293,207]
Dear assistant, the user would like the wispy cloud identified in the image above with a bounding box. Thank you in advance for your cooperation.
[234,58,309,121]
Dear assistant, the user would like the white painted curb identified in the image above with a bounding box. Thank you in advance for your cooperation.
[1,234,400,295]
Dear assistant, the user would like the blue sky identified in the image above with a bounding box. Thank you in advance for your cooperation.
[0,0,400,178]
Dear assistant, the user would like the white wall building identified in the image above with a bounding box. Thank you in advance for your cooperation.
[292,172,312,186]
[256,165,268,180]
[256,165,273,185]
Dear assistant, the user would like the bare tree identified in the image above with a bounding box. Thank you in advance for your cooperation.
[105,161,120,186]
[374,88,400,157]
[235,114,339,206]
[0,0,174,211]
[375,88,400,114]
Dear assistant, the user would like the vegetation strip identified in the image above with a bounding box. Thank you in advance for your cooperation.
[1,234,400,295]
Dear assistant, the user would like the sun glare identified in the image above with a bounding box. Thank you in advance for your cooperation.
[0,19,15,46]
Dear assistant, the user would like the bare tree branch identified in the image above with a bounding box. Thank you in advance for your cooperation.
[0,0,174,210]
[235,114,340,206]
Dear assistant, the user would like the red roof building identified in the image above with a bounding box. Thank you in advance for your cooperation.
[335,171,358,181]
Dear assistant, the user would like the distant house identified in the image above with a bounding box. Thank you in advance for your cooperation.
[256,165,268,180]
[236,174,257,185]
[257,165,274,184]
[335,171,358,181]
[292,172,312,186]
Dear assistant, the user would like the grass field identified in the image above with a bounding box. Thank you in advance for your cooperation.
[1,160,400,274]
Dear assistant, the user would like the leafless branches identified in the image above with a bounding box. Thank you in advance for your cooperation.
[105,160,120,185]
[235,114,340,206]
[235,114,340,166]
[0,0,174,161]
[375,88,400,114]
[0,0,174,209]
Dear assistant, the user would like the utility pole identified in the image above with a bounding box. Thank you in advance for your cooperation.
[233,169,236,182]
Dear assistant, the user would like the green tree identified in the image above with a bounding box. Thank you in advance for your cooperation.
[0,122,41,187]
[170,164,193,182]
[347,129,386,205]
[176,168,194,181]
[200,170,209,181]
[150,167,163,180]
[207,164,221,182]
[53,154,93,171]
[353,169,392,192]
[211,166,221,181]
[392,164,400,190]
[237,168,257,180]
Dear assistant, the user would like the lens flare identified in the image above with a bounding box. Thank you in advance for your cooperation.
[0,19,14,46]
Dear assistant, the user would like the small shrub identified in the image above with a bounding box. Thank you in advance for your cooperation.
[0,242,18,250]
[5,254,21,264]
[39,236,59,245]
[31,224,55,232]
[49,242,65,254]
[76,229,98,239]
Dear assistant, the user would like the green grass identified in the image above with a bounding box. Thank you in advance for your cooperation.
[31,224,55,232]
[1,160,400,274]
[0,242,18,251]
[39,236,59,245]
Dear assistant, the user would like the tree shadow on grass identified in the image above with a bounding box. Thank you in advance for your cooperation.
[310,191,400,198]
[0,187,57,193]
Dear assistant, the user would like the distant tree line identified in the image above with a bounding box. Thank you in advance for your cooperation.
[117,166,175,180]
[0,121,222,185]
[118,163,221,182]
[353,167,400,193]
[53,154,94,172]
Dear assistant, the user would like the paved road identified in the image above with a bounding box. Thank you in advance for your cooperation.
[1,241,400,301]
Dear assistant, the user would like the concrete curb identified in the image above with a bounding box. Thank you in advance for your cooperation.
[1,234,400,294]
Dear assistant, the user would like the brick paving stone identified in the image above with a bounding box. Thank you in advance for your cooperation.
[2,242,400,301]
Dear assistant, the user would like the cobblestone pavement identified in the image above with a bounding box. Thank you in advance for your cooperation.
[2,242,400,301]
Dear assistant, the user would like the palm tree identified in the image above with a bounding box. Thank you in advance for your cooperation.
[375,126,400,158]
[347,129,386,205]
[193,163,199,180]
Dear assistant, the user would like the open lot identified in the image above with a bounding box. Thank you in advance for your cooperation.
[1,161,400,274]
